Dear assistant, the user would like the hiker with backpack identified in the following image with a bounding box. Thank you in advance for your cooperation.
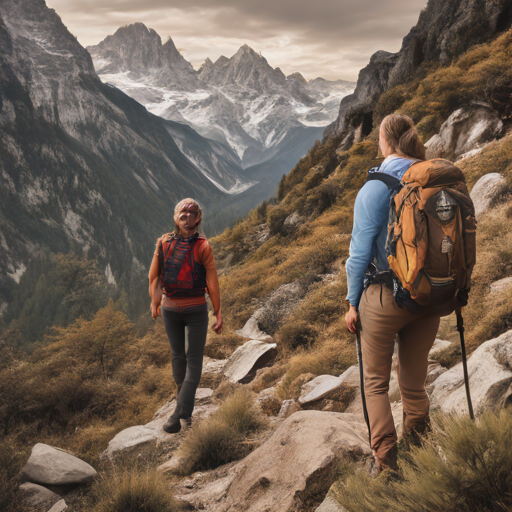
[148,198,222,433]
[345,114,476,473]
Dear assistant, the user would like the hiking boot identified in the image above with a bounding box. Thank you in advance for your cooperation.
[400,416,431,451]
[163,415,181,434]
[371,444,398,477]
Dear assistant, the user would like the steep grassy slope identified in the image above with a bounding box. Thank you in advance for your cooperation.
[210,28,512,391]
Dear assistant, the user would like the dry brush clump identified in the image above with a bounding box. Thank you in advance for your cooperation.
[333,410,512,512]
[177,388,267,473]
[92,468,179,512]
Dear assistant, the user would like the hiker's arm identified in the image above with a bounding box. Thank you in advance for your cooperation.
[149,239,163,318]
[345,181,390,309]
[202,242,223,333]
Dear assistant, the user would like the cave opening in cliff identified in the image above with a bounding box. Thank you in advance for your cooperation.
[496,4,512,33]
[361,112,373,137]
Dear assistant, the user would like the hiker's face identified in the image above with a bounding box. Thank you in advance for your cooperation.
[379,123,394,158]
[178,205,199,231]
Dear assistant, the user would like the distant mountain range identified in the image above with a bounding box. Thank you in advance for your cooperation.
[0,2,354,321]
[0,0,250,317]
[87,24,355,168]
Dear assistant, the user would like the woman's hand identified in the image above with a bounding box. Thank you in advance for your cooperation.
[150,301,161,320]
[212,311,223,334]
[345,305,359,333]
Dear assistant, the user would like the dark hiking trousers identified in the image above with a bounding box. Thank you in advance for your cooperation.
[162,303,209,420]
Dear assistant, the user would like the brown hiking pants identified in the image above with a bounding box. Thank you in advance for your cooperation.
[359,283,440,464]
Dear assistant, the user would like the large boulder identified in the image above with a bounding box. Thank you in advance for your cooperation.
[222,340,277,384]
[425,104,503,161]
[178,411,370,512]
[470,173,509,219]
[430,330,512,415]
[23,444,97,486]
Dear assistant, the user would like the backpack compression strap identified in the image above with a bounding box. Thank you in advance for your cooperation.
[366,171,402,191]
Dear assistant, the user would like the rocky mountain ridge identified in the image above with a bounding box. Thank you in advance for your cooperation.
[326,0,512,148]
[87,24,355,167]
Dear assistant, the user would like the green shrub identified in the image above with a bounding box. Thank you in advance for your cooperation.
[92,468,178,512]
[267,205,289,235]
[333,410,512,512]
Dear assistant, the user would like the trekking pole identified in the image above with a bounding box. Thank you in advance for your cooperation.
[355,319,372,445]
[455,308,475,421]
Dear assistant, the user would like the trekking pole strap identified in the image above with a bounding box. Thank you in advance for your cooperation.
[455,308,475,421]
[355,320,372,445]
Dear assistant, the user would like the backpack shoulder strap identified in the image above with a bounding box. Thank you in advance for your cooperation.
[366,171,402,191]
[161,234,178,261]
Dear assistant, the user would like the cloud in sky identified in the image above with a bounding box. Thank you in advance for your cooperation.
[46,0,428,80]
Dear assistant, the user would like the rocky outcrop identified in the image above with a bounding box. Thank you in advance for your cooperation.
[283,211,303,232]
[331,51,399,150]
[178,411,370,512]
[326,0,512,145]
[240,281,307,337]
[23,444,97,486]
[425,104,503,160]
[470,173,510,219]
[222,340,278,384]
[430,329,512,415]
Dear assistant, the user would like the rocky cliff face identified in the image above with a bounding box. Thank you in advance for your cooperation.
[88,25,355,167]
[0,0,241,316]
[327,0,512,147]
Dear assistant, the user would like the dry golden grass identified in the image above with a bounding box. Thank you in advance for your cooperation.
[177,388,266,473]
[333,410,512,512]
[92,468,179,512]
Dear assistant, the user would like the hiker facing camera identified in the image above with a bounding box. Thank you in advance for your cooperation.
[148,198,223,434]
[345,114,476,474]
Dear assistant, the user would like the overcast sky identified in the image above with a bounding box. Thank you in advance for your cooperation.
[46,0,427,81]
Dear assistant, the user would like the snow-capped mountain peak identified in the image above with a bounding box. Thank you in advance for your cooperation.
[88,25,356,166]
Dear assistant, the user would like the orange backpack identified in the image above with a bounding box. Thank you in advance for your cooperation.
[386,159,477,316]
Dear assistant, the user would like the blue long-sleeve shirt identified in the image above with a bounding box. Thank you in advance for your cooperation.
[345,156,416,308]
